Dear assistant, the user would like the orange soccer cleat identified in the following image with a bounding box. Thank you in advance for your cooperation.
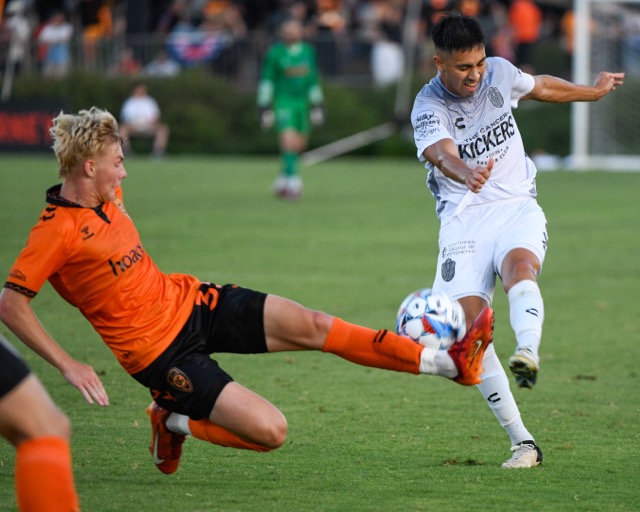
[448,307,494,386]
[146,401,186,474]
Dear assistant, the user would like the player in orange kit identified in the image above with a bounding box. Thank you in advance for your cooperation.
[0,334,80,511]
[0,107,494,475]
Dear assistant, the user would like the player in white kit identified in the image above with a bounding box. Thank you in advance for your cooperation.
[411,12,624,468]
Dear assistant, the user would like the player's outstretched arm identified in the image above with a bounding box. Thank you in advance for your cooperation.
[523,72,625,103]
[0,288,109,406]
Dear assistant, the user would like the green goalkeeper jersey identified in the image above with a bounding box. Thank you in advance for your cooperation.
[257,41,323,108]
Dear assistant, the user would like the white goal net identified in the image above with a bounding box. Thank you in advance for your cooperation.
[571,0,640,170]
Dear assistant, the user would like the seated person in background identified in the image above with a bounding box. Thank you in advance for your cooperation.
[109,47,142,76]
[143,50,181,77]
[119,83,169,157]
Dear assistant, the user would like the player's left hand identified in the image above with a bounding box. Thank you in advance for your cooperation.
[259,108,275,130]
[593,71,625,96]
[310,105,325,127]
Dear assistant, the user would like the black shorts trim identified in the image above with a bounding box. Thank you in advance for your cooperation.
[0,335,31,399]
[132,283,267,420]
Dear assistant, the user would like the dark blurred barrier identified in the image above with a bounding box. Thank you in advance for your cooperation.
[0,99,67,151]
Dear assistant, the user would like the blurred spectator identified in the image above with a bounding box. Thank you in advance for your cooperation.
[119,83,170,158]
[508,0,542,72]
[155,0,190,34]
[80,0,113,66]
[2,0,32,78]
[489,1,515,62]
[311,0,348,76]
[422,0,453,34]
[202,0,248,76]
[37,9,73,78]
[370,0,404,87]
[143,49,181,76]
[109,47,142,76]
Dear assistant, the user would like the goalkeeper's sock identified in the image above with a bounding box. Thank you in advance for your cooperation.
[508,280,543,360]
[188,418,273,452]
[15,436,80,512]
[282,151,298,177]
[322,318,422,374]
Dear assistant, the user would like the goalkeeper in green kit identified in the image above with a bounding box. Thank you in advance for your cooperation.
[257,18,324,200]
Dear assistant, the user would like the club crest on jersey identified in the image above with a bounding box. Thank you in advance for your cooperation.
[167,367,194,393]
[488,87,504,108]
[441,258,456,282]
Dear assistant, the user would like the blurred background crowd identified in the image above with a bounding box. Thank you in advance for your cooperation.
[0,0,581,90]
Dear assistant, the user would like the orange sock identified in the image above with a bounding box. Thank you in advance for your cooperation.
[322,317,422,374]
[188,418,272,452]
[15,436,80,512]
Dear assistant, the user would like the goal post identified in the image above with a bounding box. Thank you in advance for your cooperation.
[571,0,640,171]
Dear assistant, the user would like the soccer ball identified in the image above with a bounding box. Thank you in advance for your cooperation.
[395,288,466,349]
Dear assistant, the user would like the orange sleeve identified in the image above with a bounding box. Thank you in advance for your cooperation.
[5,206,78,300]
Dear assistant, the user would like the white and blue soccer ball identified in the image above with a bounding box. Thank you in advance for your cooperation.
[395,288,466,349]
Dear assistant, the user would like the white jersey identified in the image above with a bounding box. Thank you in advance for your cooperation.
[120,96,160,127]
[411,57,537,222]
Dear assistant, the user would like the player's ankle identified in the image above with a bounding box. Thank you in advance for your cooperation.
[420,348,457,378]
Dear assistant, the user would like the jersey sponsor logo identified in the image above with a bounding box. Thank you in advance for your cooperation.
[285,65,310,77]
[108,244,145,276]
[167,367,194,393]
[441,258,456,282]
[488,87,504,108]
[415,110,440,138]
[458,113,515,160]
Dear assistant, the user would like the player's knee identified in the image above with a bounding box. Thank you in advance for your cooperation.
[258,415,288,449]
[503,262,539,291]
[307,310,333,339]
[37,407,72,441]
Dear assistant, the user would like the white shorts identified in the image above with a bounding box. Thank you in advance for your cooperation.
[432,198,548,304]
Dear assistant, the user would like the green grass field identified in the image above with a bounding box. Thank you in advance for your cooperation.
[0,155,638,511]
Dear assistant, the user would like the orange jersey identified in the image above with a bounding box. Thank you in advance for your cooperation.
[4,185,201,374]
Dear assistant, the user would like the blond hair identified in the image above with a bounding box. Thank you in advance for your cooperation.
[50,107,122,178]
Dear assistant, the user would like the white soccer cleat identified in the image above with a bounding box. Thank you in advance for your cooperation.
[501,441,543,469]
[286,176,303,200]
[509,347,539,389]
[272,175,289,198]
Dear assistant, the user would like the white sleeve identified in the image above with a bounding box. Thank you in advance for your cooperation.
[510,67,535,108]
[412,100,452,162]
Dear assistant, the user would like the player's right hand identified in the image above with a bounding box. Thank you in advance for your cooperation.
[62,359,110,406]
[259,108,275,130]
[465,157,493,193]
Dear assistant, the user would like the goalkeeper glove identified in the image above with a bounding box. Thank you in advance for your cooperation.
[310,105,325,127]
[259,108,275,130]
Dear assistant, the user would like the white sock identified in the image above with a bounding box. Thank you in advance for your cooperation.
[508,280,544,361]
[165,412,191,435]
[476,344,534,446]
[420,347,457,378]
